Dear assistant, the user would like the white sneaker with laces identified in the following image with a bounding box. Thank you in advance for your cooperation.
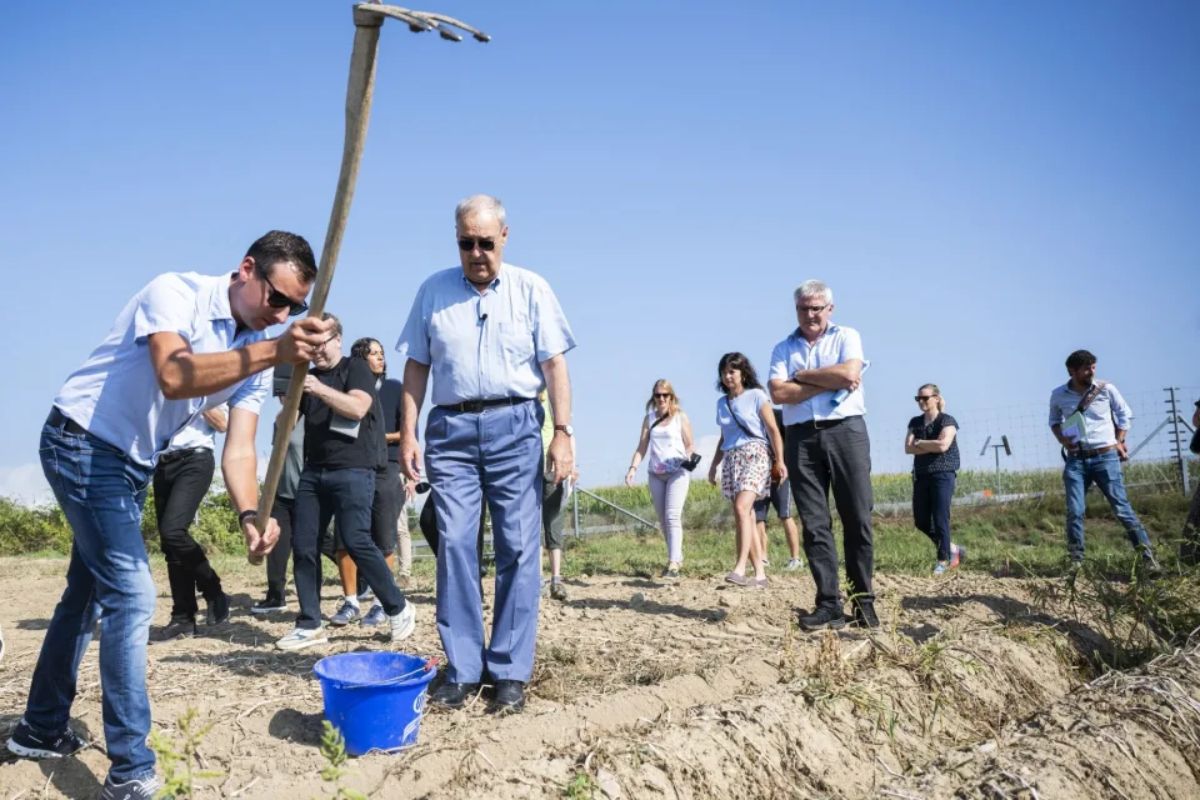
[275,626,328,651]
[389,603,416,643]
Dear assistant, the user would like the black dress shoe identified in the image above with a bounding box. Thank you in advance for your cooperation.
[850,601,880,629]
[798,606,846,632]
[154,617,197,642]
[430,682,480,710]
[205,591,230,625]
[489,680,526,714]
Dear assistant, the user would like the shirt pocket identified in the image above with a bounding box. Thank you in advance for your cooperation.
[497,320,535,365]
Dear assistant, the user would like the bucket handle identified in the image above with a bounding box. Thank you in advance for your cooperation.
[336,656,440,689]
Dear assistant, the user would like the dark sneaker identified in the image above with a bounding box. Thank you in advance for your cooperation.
[1139,548,1163,580]
[6,718,89,759]
[361,603,387,627]
[154,617,197,642]
[430,681,481,710]
[250,594,286,615]
[329,600,361,627]
[99,774,161,800]
[205,591,230,625]
[489,680,526,715]
[798,606,846,632]
[549,579,569,601]
[851,601,880,629]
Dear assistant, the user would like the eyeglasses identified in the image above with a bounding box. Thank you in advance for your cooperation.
[915,395,935,402]
[457,237,496,252]
[255,263,309,317]
[798,304,830,314]
[653,393,671,399]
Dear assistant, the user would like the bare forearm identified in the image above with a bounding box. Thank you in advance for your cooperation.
[157,338,280,400]
[542,355,572,427]
[769,379,827,405]
[401,360,429,439]
[309,385,371,420]
[222,452,259,514]
[792,361,861,391]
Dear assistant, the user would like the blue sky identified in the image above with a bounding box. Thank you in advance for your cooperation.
[1,1,1197,504]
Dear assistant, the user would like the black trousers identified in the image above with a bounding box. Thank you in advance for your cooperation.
[785,416,874,610]
[266,495,295,599]
[153,447,221,621]
[913,471,955,562]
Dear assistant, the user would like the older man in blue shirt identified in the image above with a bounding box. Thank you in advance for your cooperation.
[1049,349,1160,574]
[397,194,575,714]
[768,279,876,631]
[6,231,331,800]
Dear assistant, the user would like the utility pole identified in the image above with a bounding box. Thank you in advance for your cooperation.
[1166,387,1190,495]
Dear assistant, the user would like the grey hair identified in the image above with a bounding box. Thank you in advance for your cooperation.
[455,194,506,227]
[793,279,833,305]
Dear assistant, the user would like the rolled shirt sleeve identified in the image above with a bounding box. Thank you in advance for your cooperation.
[1108,384,1133,431]
[229,369,269,416]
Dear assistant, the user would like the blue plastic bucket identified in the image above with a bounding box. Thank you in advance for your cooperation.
[313,652,437,756]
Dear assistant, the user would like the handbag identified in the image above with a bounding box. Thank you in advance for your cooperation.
[647,413,692,475]
[725,396,784,485]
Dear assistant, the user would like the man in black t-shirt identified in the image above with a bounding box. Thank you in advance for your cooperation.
[275,314,415,651]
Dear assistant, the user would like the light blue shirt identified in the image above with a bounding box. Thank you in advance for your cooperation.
[165,411,220,453]
[395,264,576,407]
[54,272,270,467]
[768,323,866,426]
[1048,381,1132,449]
[716,388,770,451]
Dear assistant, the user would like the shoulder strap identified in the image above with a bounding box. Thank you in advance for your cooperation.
[648,412,669,432]
[1072,381,1107,416]
[725,396,766,443]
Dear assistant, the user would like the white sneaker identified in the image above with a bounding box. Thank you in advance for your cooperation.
[389,603,416,643]
[275,626,328,651]
[784,558,804,572]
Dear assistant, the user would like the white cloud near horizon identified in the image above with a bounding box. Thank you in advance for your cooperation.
[0,463,53,508]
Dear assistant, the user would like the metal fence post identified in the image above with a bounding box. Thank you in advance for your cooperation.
[572,483,580,537]
[1167,387,1190,495]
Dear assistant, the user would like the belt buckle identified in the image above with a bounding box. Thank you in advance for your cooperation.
[813,418,834,431]
[462,400,484,413]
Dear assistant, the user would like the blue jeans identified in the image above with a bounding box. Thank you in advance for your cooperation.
[426,400,544,684]
[1063,450,1152,559]
[28,421,157,783]
[292,466,407,629]
[913,471,956,562]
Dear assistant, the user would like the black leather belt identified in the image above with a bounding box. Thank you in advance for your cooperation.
[46,407,88,436]
[159,447,211,464]
[1069,444,1117,459]
[437,396,534,414]
[790,415,860,433]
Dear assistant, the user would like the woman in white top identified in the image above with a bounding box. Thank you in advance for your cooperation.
[707,352,787,588]
[626,379,697,579]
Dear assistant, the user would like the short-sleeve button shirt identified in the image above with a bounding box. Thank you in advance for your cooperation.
[768,323,866,426]
[54,272,270,467]
[395,264,576,407]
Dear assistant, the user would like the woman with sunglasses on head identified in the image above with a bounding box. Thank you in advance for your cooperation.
[708,353,787,588]
[626,379,699,579]
[905,384,964,575]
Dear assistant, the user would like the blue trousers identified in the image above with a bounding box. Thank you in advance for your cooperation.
[426,400,543,684]
[1063,450,1152,559]
[28,421,157,783]
[913,471,956,562]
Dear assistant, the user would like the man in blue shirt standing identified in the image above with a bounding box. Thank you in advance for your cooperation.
[1048,349,1161,575]
[397,194,576,715]
[6,231,331,799]
[768,280,876,631]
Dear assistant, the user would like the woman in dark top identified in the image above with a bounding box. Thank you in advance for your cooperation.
[904,383,964,575]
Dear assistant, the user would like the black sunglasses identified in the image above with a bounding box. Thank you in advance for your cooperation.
[653,393,671,399]
[255,264,309,317]
[457,237,496,252]
[915,395,935,402]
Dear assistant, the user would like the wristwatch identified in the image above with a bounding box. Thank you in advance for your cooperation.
[554,424,574,437]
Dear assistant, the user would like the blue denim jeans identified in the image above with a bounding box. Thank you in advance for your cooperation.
[292,466,407,629]
[28,421,157,783]
[1063,450,1152,559]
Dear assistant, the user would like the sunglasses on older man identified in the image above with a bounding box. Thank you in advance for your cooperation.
[255,263,309,317]
[457,237,496,252]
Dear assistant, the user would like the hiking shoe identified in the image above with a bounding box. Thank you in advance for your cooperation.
[549,580,569,601]
[389,602,416,643]
[274,627,328,651]
[99,774,161,800]
[250,594,286,615]
[6,719,88,759]
[361,603,387,627]
[949,544,966,569]
[784,558,804,572]
[205,591,230,625]
[329,600,361,627]
[153,617,196,642]
[851,601,880,629]
[660,562,681,580]
[933,561,949,576]
[798,606,846,631]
